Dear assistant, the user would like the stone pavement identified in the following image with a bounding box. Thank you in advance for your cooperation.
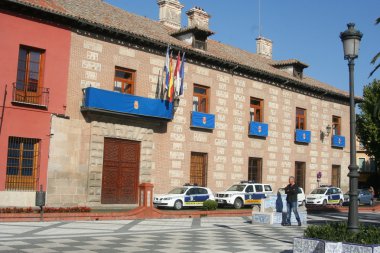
[0,216,305,253]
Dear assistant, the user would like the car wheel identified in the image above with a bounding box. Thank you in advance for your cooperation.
[322,199,327,206]
[173,200,183,210]
[233,198,243,209]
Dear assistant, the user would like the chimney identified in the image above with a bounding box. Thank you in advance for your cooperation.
[186,6,210,30]
[157,0,184,30]
[256,36,273,59]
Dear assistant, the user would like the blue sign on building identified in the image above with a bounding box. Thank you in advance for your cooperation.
[295,129,311,143]
[82,87,174,120]
[249,121,269,137]
[332,135,346,148]
[190,111,215,129]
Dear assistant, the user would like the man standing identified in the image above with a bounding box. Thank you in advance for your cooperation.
[283,176,301,226]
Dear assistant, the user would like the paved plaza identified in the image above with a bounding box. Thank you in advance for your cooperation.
[0,213,378,253]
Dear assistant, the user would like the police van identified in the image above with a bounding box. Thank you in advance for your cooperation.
[215,181,273,209]
[153,184,215,210]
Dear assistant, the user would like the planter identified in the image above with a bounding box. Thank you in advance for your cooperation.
[294,237,380,253]
[252,193,308,225]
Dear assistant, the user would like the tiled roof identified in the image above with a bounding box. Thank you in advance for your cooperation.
[7,0,349,98]
[272,59,309,68]
[171,25,215,37]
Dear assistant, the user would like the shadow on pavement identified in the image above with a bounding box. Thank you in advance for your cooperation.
[214,224,294,244]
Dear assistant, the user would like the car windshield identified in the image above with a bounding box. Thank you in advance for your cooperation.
[227,185,246,192]
[168,187,187,194]
[310,189,326,194]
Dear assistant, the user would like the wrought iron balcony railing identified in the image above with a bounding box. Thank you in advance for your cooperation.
[12,83,49,108]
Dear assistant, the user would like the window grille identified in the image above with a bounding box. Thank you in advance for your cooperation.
[6,137,40,191]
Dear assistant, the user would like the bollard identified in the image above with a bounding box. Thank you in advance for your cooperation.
[138,183,154,208]
[35,185,46,221]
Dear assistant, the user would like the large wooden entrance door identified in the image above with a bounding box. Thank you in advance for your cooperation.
[101,138,140,204]
[332,165,341,187]
[190,152,208,187]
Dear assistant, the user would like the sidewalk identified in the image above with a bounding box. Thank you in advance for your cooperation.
[0,216,303,253]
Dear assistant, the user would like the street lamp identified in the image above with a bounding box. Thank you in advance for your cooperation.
[340,23,363,233]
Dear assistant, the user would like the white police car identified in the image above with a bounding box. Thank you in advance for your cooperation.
[306,186,344,206]
[153,184,215,210]
[215,181,273,209]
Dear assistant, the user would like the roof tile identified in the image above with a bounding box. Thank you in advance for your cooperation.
[10,0,348,97]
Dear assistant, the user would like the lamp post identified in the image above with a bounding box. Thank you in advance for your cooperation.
[340,23,363,233]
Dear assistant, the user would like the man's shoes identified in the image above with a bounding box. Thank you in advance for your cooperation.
[298,222,302,226]
[282,223,291,226]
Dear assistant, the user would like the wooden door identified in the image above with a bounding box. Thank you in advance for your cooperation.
[190,152,207,187]
[295,162,306,190]
[101,138,140,204]
[248,157,262,183]
[332,165,341,187]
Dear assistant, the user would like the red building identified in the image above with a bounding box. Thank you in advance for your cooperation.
[0,7,71,206]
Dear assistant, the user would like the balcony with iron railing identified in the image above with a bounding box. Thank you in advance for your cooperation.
[12,83,49,108]
[332,135,346,148]
[190,111,215,130]
[295,129,311,144]
[81,87,174,120]
[249,121,269,138]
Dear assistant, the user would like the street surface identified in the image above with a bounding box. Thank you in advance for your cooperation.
[0,212,379,253]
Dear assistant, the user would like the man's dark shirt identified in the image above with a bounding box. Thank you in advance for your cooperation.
[285,183,298,203]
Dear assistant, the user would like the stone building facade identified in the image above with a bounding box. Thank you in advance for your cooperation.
[2,0,353,207]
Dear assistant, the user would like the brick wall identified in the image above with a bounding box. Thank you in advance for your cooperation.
[47,30,350,207]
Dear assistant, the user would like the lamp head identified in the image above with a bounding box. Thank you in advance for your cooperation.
[340,23,363,60]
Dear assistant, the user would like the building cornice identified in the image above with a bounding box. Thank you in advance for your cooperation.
[0,0,361,105]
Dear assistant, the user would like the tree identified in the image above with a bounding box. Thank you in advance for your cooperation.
[356,79,380,172]
[369,17,380,77]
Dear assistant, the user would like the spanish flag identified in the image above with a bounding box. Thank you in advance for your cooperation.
[168,53,174,102]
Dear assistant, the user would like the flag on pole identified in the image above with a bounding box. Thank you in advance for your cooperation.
[174,52,181,98]
[179,52,186,96]
[164,45,170,91]
[168,52,174,101]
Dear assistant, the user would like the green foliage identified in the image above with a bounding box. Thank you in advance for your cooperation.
[202,200,218,211]
[356,79,380,170]
[369,17,380,77]
[304,222,380,245]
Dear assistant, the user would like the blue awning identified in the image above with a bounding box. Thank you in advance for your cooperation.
[295,129,311,143]
[190,111,215,129]
[249,121,269,137]
[332,135,346,148]
[82,87,173,120]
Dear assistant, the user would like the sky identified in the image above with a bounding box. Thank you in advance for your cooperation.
[104,0,380,96]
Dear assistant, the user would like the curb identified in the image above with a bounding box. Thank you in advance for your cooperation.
[0,207,252,222]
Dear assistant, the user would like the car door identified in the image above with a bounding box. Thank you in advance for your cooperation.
[196,188,210,204]
[330,188,340,204]
[184,188,198,206]
[326,188,334,204]
[253,185,265,204]
[244,185,254,204]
